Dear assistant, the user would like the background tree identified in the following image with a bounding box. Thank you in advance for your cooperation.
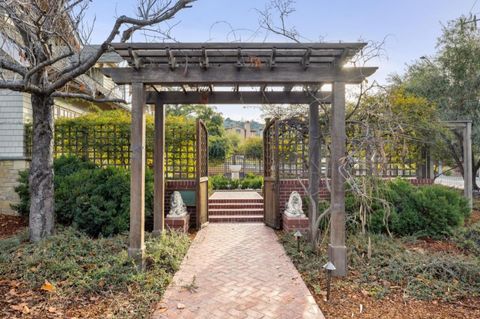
[239,136,263,159]
[0,0,195,242]
[397,15,480,188]
[166,104,224,136]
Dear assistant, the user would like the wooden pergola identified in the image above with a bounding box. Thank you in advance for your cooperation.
[101,42,377,276]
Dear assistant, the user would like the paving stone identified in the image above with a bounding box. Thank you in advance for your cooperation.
[151,224,324,319]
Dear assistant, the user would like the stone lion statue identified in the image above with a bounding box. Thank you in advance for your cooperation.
[168,191,188,217]
[284,191,305,217]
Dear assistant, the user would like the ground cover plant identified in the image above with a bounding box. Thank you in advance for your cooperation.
[280,218,480,318]
[0,228,190,318]
[280,181,480,318]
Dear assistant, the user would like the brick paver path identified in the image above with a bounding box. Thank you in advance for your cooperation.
[152,224,324,319]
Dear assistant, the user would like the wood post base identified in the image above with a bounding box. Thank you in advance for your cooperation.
[128,247,145,270]
[328,244,347,277]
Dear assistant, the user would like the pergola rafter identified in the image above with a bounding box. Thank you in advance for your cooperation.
[101,42,377,276]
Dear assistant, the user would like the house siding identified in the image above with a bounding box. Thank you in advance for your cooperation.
[0,89,28,159]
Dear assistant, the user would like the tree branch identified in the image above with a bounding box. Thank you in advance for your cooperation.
[47,0,195,94]
[51,92,127,104]
[0,57,27,76]
[51,91,127,104]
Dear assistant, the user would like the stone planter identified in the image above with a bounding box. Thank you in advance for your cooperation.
[229,164,242,180]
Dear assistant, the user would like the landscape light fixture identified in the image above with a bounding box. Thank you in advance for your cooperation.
[323,261,336,301]
[294,230,303,252]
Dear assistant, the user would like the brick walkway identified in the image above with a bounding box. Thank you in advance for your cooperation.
[152,224,324,319]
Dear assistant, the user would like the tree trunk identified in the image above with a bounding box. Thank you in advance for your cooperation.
[29,93,55,242]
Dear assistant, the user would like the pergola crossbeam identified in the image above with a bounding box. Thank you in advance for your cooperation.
[101,65,377,85]
[145,91,332,105]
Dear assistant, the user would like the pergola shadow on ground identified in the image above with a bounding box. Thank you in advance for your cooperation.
[101,42,377,276]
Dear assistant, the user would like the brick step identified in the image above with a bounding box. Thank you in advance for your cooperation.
[208,198,263,204]
[209,208,264,216]
[209,215,264,223]
[208,203,264,210]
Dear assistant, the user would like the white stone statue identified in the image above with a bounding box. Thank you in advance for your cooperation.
[284,191,305,217]
[168,191,188,217]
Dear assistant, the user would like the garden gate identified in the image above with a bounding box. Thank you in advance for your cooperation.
[196,119,209,228]
[263,119,279,228]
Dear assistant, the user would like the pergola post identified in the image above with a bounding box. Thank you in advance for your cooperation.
[308,102,320,242]
[153,100,166,236]
[129,82,146,267]
[329,81,347,277]
[464,121,473,209]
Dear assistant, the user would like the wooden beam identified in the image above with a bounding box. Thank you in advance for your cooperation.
[464,122,473,208]
[269,47,276,69]
[167,48,176,70]
[101,65,377,85]
[308,101,320,244]
[144,91,332,105]
[302,48,312,69]
[112,42,367,50]
[237,47,243,69]
[152,101,166,237]
[329,81,347,277]
[445,120,473,208]
[200,47,209,69]
[129,82,146,268]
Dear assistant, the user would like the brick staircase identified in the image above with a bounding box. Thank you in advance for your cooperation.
[208,192,264,223]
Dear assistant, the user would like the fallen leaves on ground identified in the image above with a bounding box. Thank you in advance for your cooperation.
[0,214,26,239]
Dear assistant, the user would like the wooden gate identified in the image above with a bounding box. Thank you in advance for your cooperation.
[263,119,280,229]
[196,119,209,229]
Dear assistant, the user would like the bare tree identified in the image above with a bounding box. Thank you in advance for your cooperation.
[0,0,195,242]
[255,0,390,245]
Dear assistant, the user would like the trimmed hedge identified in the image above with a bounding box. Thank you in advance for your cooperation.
[209,173,263,190]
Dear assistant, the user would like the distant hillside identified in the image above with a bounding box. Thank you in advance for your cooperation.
[224,118,265,132]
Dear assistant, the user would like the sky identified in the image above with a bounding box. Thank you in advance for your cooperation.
[85,0,477,122]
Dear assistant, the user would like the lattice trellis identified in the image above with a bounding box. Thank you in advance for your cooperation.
[197,119,208,178]
[25,121,206,180]
[263,118,427,179]
[263,119,276,178]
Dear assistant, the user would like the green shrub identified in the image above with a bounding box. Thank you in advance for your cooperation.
[346,179,470,237]
[239,173,263,189]
[209,173,263,190]
[455,222,480,255]
[13,156,154,237]
[12,156,97,217]
[56,166,131,237]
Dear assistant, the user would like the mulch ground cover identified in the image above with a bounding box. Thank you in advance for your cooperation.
[0,215,26,239]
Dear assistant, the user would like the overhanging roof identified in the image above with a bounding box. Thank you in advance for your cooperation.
[102,42,376,85]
